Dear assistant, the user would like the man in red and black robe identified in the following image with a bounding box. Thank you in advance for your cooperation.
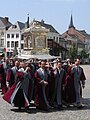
[6,61,20,89]
[3,62,32,110]
[34,60,50,111]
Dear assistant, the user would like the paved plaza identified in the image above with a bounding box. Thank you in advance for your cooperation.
[0,65,90,120]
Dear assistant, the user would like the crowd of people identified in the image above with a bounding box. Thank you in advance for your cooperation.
[0,55,86,112]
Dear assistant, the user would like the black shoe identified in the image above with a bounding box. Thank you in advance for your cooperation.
[49,103,54,107]
[18,107,21,110]
[58,105,63,110]
[25,106,30,112]
[67,104,70,108]
[36,106,50,111]
[77,105,83,109]
[36,106,41,110]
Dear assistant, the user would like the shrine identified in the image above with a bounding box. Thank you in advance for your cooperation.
[23,21,49,55]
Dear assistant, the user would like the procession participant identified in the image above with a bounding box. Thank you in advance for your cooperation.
[25,61,35,103]
[9,59,15,68]
[50,61,66,110]
[3,57,11,70]
[63,59,72,72]
[62,60,76,105]
[71,59,86,109]
[26,59,38,101]
[3,62,31,111]
[53,58,60,69]
[0,54,4,87]
[0,57,11,94]
[66,59,71,66]
[0,54,3,64]
[45,63,55,105]
[0,63,7,94]
[34,60,50,111]
[2,58,11,92]
[6,60,20,89]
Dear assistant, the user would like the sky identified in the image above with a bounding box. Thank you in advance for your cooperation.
[0,0,90,34]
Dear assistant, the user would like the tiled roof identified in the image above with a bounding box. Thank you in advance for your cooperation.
[0,17,12,29]
[66,33,85,44]
[17,21,25,30]
[79,30,90,39]
[0,20,5,28]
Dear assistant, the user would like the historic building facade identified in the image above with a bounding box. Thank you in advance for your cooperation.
[62,15,90,60]
[6,21,25,57]
[0,17,11,54]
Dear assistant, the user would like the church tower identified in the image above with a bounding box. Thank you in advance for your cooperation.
[68,14,75,29]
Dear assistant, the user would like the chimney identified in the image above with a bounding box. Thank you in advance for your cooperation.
[41,19,44,24]
[4,17,9,22]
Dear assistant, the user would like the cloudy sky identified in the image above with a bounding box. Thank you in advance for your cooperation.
[0,0,90,33]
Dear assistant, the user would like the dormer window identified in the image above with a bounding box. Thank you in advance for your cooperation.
[12,25,17,29]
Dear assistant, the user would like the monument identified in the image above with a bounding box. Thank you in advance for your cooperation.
[23,21,49,56]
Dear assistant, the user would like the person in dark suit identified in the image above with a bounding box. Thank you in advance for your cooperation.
[34,60,50,111]
[51,61,66,110]
[71,59,86,109]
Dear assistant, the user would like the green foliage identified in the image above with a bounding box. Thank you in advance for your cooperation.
[80,49,88,59]
[69,45,78,61]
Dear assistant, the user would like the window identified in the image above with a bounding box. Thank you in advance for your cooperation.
[11,34,14,38]
[21,35,24,40]
[7,41,10,47]
[7,34,10,38]
[1,31,4,36]
[0,39,4,47]
[67,40,72,45]
[15,41,18,47]
[21,44,24,49]
[12,25,17,29]
[16,34,19,38]
[56,37,58,43]
[53,36,55,41]
[11,41,14,47]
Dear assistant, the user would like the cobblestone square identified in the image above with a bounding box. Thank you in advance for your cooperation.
[0,65,90,120]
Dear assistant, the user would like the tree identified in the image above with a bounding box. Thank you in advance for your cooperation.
[70,45,78,62]
[80,49,88,59]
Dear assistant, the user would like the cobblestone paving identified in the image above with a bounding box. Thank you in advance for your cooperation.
[0,65,90,120]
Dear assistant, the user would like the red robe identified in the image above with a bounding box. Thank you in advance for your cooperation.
[63,66,86,103]
[34,68,50,110]
[6,68,15,88]
[3,71,29,108]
